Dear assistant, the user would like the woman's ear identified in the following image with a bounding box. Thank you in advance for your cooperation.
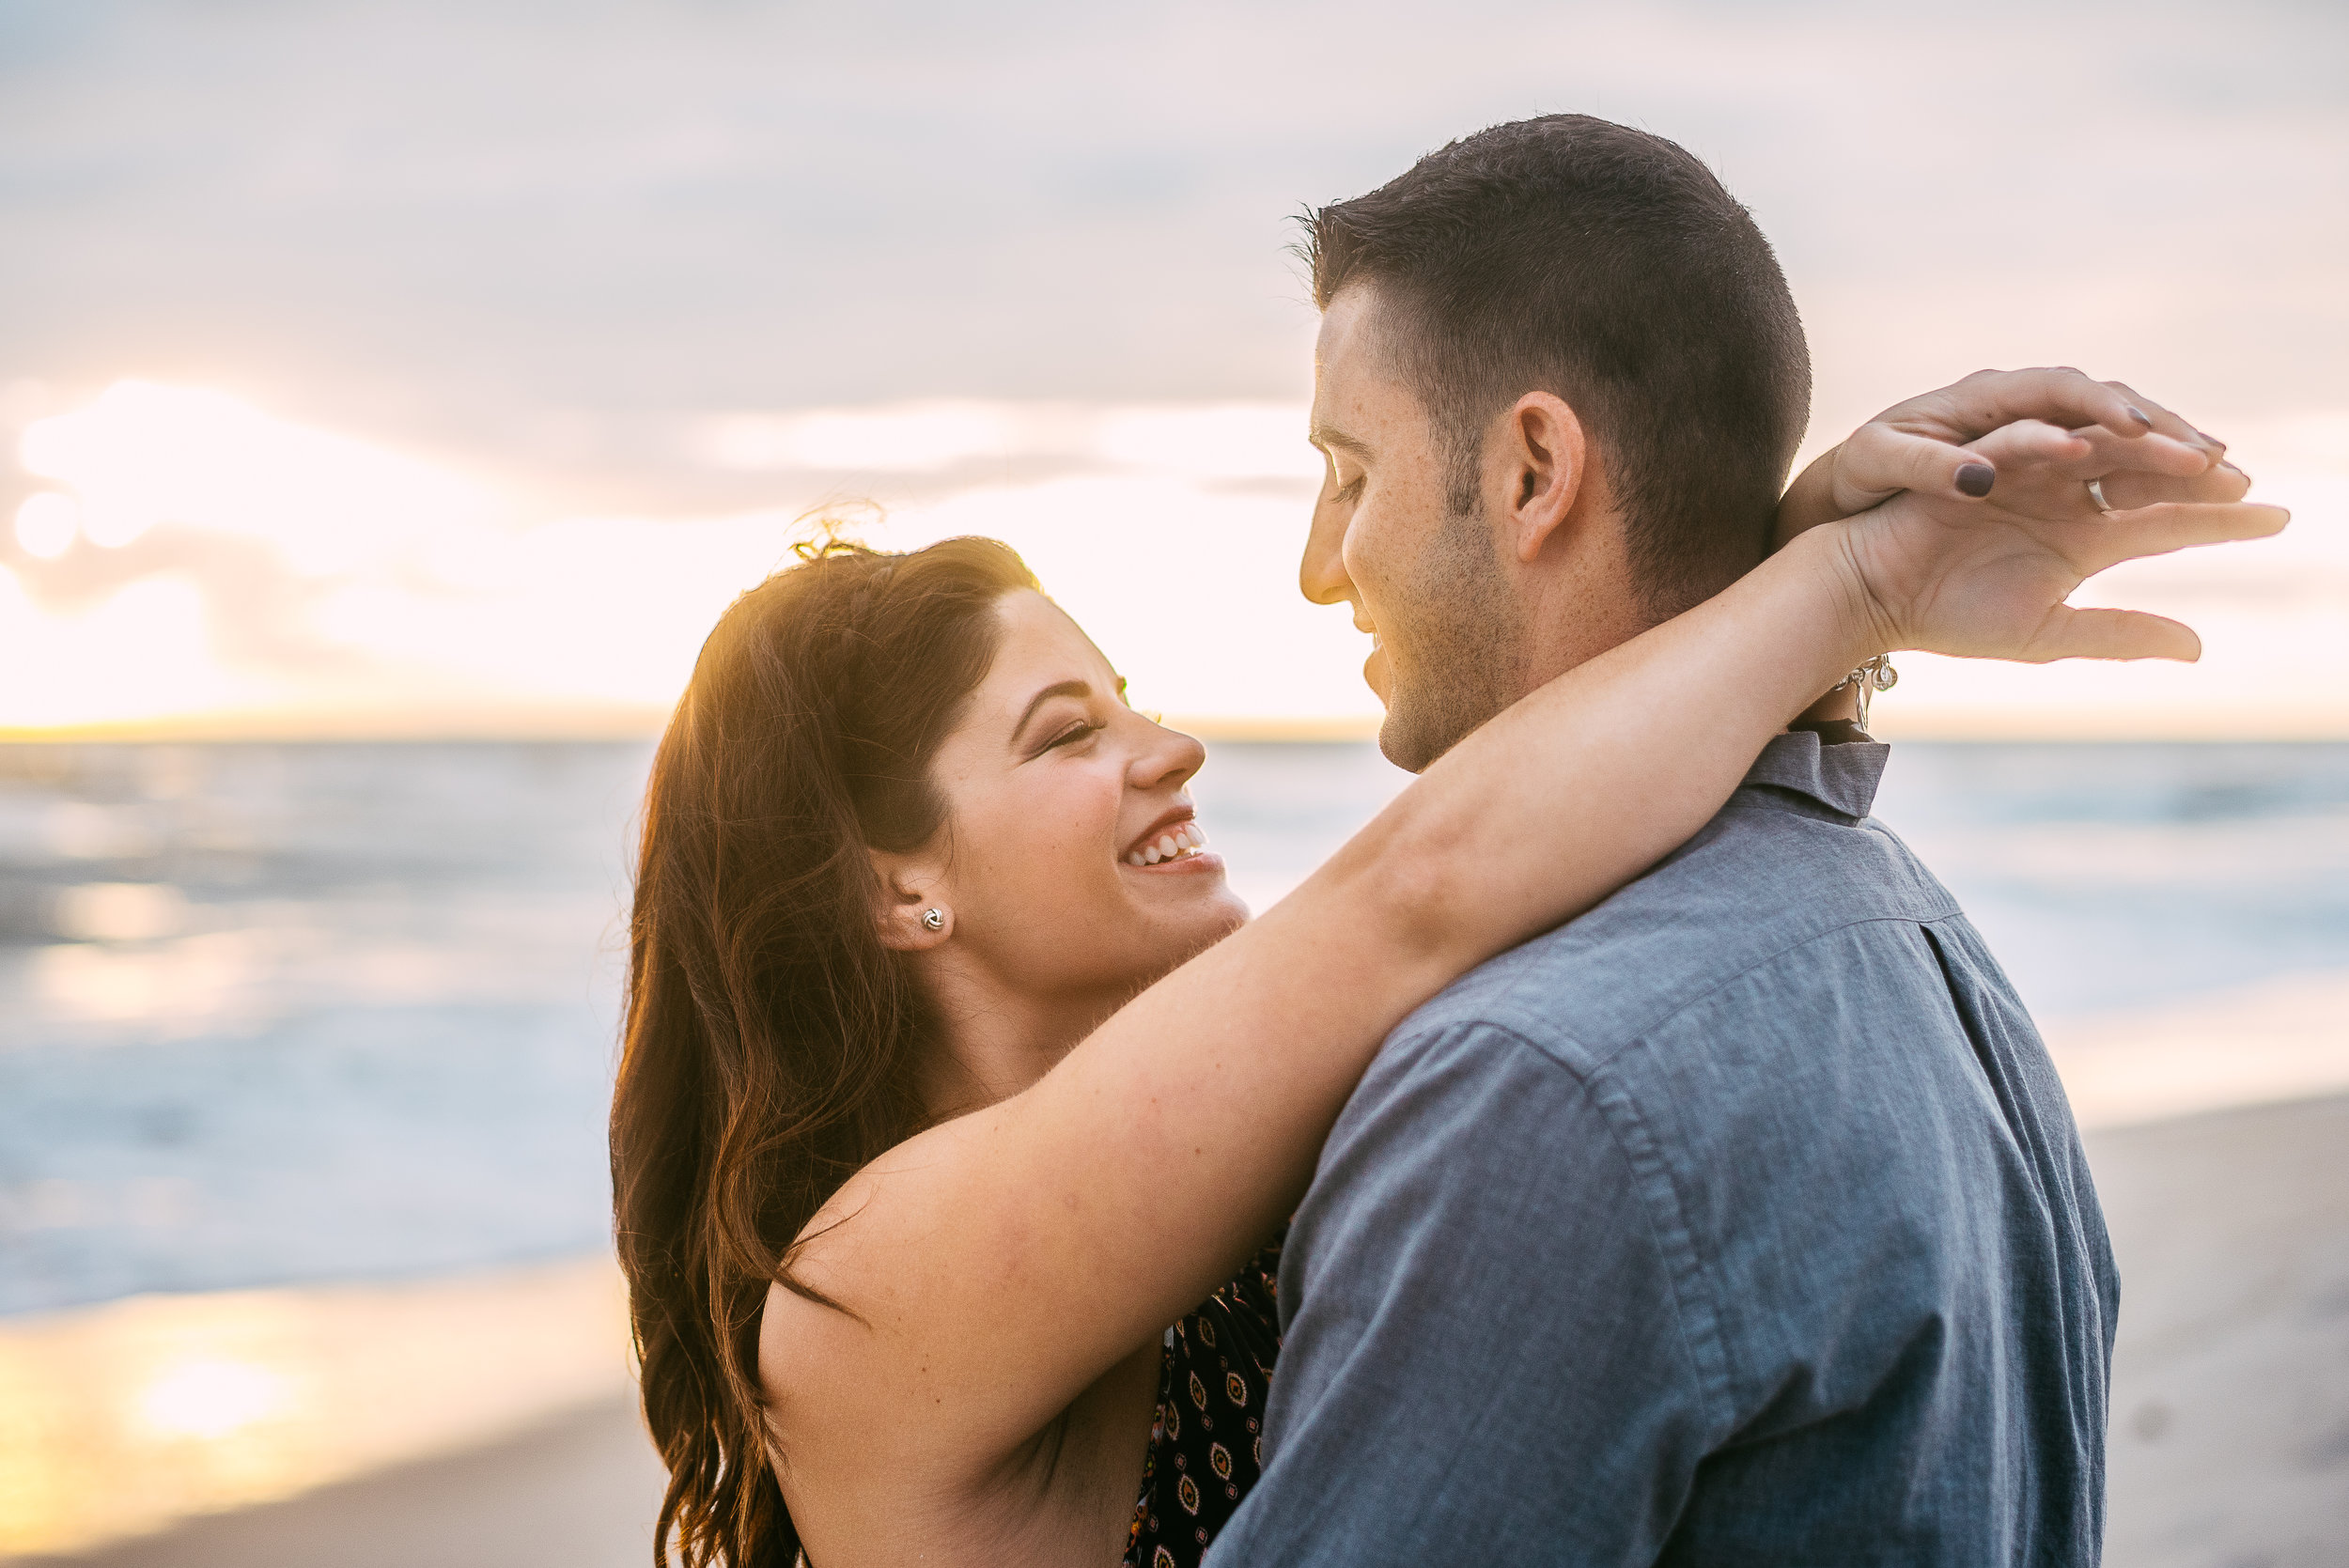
[1498,392,1590,564]
[869,849,952,953]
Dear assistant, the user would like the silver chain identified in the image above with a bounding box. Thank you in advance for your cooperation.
[1836,654,1899,730]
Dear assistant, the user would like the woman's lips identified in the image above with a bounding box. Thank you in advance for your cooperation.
[1124,820,1208,867]
[1127,849,1224,877]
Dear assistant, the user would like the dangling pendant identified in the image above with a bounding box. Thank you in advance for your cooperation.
[1837,654,1898,731]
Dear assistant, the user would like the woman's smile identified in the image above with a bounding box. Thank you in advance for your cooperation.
[1122,812,1216,870]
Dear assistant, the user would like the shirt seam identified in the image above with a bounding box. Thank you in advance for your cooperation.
[1385,910,1977,1445]
[1445,1019,1741,1447]
[1469,907,1962,1075]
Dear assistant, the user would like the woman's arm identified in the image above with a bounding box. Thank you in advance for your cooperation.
[767,397,2283,1483]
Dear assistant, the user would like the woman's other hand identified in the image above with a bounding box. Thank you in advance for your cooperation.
[1775,368,2245,546]
[1820,408,2288,667]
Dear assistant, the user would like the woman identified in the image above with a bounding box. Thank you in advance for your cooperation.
[611,371,2266,1567]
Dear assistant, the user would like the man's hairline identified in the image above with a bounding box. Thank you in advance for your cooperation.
[1308,280,1391,468]
[1313,283,1677,709]
[1318,276,1620,497]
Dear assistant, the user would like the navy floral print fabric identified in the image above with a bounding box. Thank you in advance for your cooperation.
[1123,1230,1283,1568]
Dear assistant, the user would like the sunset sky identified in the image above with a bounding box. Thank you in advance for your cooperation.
[5,0,2344,738]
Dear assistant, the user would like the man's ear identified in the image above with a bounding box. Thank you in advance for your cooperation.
[1493,392,1590,565]
[869,848,951,953]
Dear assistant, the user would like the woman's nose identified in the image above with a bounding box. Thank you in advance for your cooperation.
[1134,722,1206,793]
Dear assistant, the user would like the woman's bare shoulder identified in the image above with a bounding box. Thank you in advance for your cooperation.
[754,1108,1006,1437]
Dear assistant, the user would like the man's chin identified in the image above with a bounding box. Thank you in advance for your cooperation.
[1377,677,1502,775]
[1366,654,1428,772]
[1376,702,1444,775]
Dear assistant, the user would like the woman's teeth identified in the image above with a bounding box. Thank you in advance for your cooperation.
[1126,824,1207,866]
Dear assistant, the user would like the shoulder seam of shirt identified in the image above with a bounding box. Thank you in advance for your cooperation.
[1426,1018,1739,1441]
[1383,912,1975,1438]
[1439,908,1958,1073]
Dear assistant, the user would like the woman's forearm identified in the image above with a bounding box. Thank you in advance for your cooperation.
[1774,442,1848,549]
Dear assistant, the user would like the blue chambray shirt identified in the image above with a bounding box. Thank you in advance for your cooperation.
[1206,732,2119,1566]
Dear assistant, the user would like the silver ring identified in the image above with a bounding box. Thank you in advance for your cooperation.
[2086,476,2115,512]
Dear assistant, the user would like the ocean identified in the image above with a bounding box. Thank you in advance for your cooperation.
[3,739,2346,1318]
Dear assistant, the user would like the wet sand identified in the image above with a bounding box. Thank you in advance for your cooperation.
[14,1093,2347,1568]
[0,1257,639,1558]
[2096,1094,2349,1568]
[12,1396,665,1568]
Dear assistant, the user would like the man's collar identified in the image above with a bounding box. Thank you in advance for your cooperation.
[1743,729,1888,820]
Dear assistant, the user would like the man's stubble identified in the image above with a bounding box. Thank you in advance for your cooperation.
[1377,499,1528,774]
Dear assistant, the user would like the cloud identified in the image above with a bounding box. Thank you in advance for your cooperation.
[5,380,2341,737]
[2,3,2342,734]
[4,0,2342,445]
[0,381,1361,733]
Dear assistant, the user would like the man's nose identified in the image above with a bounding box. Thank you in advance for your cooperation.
[1299,500,1353,608]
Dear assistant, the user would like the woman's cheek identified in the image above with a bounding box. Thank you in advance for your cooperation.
[1050,765,1123,853]
[1011,786,1109,885]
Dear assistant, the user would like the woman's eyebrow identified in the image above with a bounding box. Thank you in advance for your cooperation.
[1011,679,1091,747]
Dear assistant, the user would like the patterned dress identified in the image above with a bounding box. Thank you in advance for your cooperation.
[1122,1231,1283,1568]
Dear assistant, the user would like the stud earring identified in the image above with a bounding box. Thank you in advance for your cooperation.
[921,908,945,932]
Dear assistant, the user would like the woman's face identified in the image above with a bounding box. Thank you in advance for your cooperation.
[907,588,1249,1001]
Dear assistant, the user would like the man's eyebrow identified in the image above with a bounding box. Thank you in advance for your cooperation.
[1011,678,1091,746]
[1309,420,1374,460]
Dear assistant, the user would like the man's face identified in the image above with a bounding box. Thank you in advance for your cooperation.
[1303,287,1524,772]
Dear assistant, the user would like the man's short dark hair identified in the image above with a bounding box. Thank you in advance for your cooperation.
[1308,115,1812,616]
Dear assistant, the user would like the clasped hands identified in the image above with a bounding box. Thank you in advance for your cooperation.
[1776,367,2289,675]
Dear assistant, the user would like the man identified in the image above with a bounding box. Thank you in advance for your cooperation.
[1205,116,2246,1563]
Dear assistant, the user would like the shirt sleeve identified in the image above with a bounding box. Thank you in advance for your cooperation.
[1204,1019,1719,1567]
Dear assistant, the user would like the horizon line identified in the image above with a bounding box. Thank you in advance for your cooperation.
[8,710,2349,746]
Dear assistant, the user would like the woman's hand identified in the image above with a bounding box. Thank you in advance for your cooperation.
[1776,368,2246,546]
[1819,412,2288,665]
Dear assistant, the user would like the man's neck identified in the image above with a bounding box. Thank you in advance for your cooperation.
[1789,680,1865,737]
[1501,505,1654,702]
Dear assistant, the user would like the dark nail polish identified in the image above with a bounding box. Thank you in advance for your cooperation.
[2125,405,2154,428]
[1955,463,1996,498]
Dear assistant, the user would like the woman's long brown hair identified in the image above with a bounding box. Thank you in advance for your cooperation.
[611,534,1039,1566]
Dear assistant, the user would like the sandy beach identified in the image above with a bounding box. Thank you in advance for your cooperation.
[7,1089,2341,1568]
[11,1395,665,1568]
[2094,1094,2349,1567]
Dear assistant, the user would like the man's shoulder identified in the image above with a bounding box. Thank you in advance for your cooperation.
[1301,789,2063,1317]
[1396,788,1963,1069]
